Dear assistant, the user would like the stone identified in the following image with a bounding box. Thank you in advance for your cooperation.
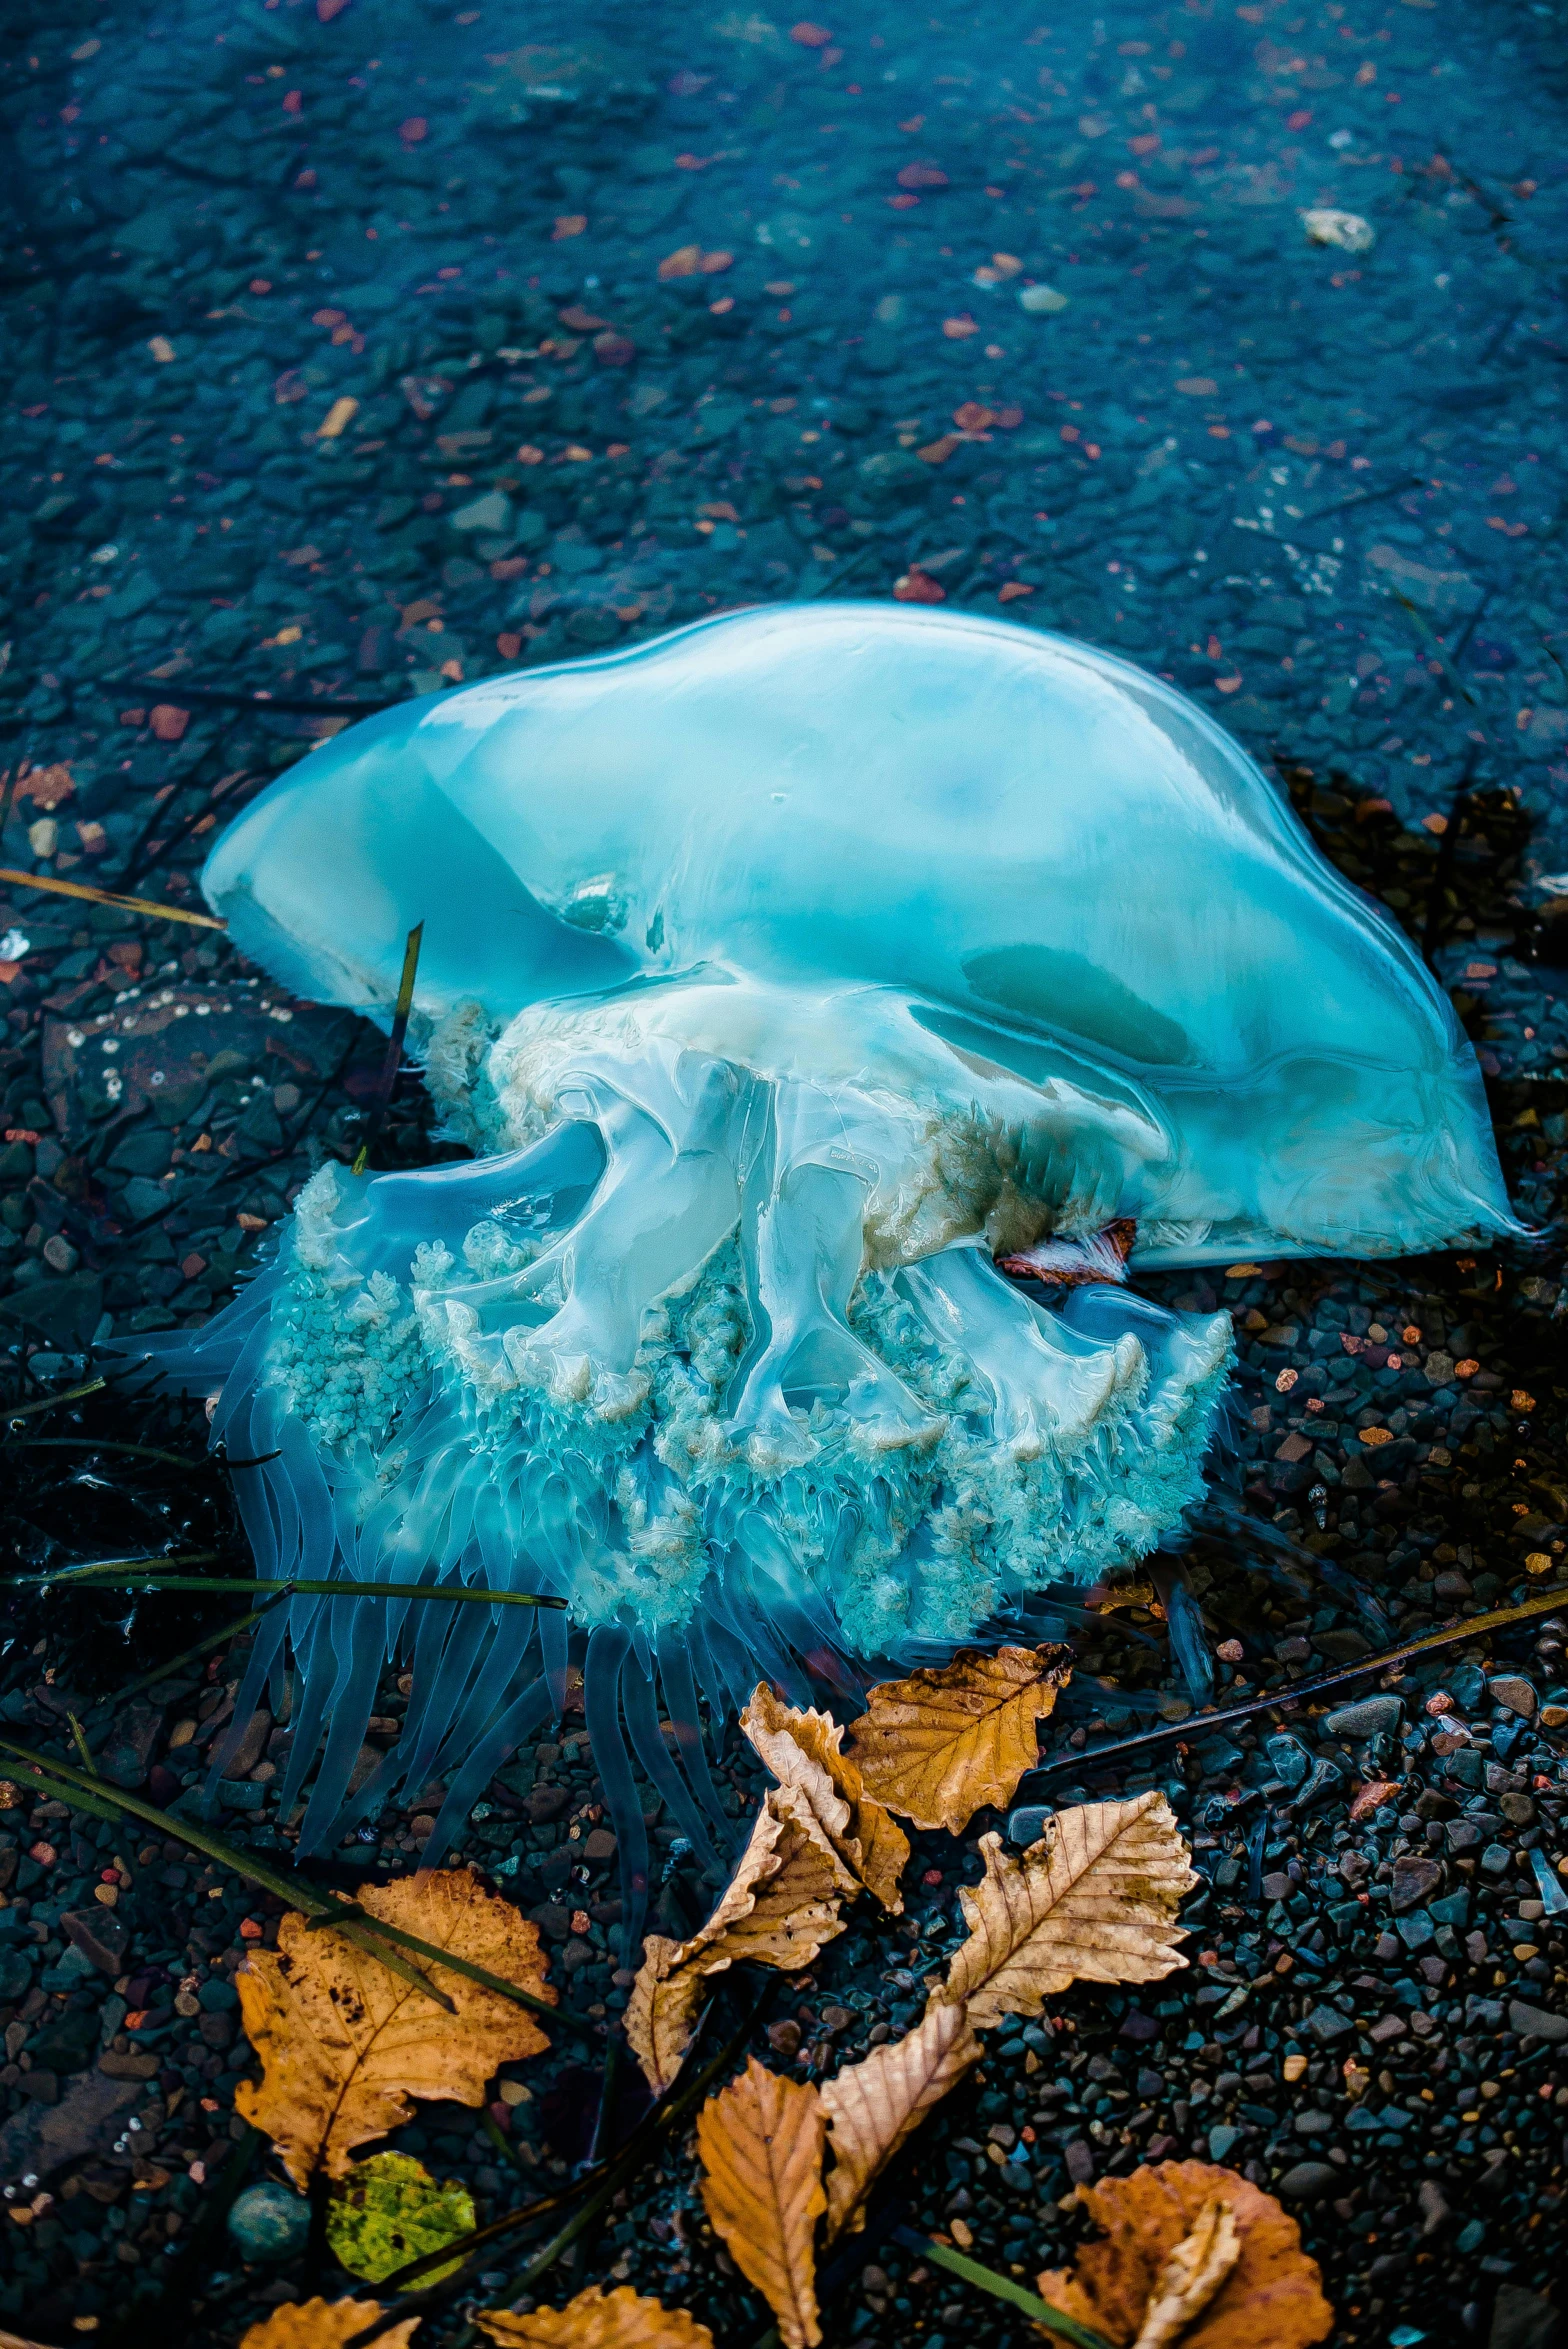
[1323,1695,1402,1739]
[524,1785,571,1825]
[1488,2286,1560,2349]
[61,1908,130,1976]
[1390,1857,1442,1914]
[98,1704,164,1789]
[1264,1732,1311,1790]
[1304,2003,1354,2047]
[1279,2161,1338,2202]
[0,2066,140,2182]
[0,1949,33,2001]
[219,1707,272,1778]
[227,2180,311,2264]
[583,1828,617,1861]
[1207,2123,1241,2161]
[1508,1998,1568,2045]
[1063,2138,1095,2185]
[97,2048,159,2080]
[1488,1676,1537,1720]
[451,489,513,537]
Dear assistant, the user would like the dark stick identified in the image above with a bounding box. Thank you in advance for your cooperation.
[1020,1579,1568,1787]
[352,919,424,1173]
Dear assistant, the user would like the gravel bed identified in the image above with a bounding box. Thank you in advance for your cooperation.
[2,0,1568,2343]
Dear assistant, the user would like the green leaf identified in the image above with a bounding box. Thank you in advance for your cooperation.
[326,2151,475,2288]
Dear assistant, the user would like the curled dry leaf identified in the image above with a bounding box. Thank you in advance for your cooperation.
[820,1996,981,2243]
[844,1644,1071,1833]
[236,1867,554,2186]
[478,2285,715,2347]
[1036,2161,1333,2349]
[1131,2199,1240,2349]
[939,1797,1193,2029]
[697,2055,827,2349]
[239,2300,422,2349]
[741,1681,909,1912]
[626,1792,848,2093]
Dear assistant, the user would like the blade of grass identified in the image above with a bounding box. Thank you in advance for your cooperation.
[106,1588,293,1709]
[891,2227,1115,2349]
[6,1551,220,1583]
[6,1566,565,1608]
[2,1437,213,1470]
[2,1376,106,1423]
[353,919,423,1175]
[0,1734,589,2035]
[0,865,225,929]
[1025,1579,1568,1785]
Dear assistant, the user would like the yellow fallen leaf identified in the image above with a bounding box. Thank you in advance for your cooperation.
[479,2285,714,2346]
[1036,2161,1334,2349]
[1132,2198,1240,2349]
[626,1793,848,2094]
[697,2056,826,2349]
[239,2301,422,2349]
[236,1868,554,2186]
[939,1797,1193,2028]
[845,1645,1072,1833]
[741,1682,910,1912]
[820,1998,981,2244]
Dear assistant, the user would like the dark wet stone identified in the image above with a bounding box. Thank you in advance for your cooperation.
[1390,1857,1442,1914]
[1304,2003,1355,2047]
[1489,2285,1561,2349]
[1508,1998,1568,2044]
[97,1703,164,1789]
[1279,2162,1339,2202]
[61,1907,129,1975]
[1322,1695,1402,1738]
[0,2068,140,2182]
[227,2180,311,2263]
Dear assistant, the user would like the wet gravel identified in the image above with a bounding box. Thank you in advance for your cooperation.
[3,0,1568,2342]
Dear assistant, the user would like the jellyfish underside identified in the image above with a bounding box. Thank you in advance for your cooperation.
[148,975,1232,1952]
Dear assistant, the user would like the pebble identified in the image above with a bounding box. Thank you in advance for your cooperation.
[226,2181,312,2263]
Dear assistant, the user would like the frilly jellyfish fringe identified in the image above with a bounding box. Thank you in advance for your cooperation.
[113,605,1516,1943]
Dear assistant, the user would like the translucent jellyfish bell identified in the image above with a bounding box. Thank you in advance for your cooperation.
[124,605,1514,1926]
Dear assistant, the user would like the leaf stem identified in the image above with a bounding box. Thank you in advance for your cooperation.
[1027,1581,1568,1786]
[3,1375,107,1422]
[0,864,226,929]
[891,2228,1115,2349]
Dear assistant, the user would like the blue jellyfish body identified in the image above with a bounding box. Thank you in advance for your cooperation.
[123,605,1513,1927]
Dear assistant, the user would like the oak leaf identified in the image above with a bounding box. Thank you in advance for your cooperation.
[626,1794,848,2093]
[236,1868,554,2186]
[239,2301,422,2349]
[479,2286,715,2347]
[1036,2161,1333,2349]
[741,1682,910,1911]
[697,2057,826,2349]
[820,1997,981,2243]
[844,1645,1071,1833]
[938,1798,1193,2028]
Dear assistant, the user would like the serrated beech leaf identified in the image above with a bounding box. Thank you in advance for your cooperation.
[478,2285,716,2346]
[845,1645,1071,1833]
[741,1682,909,1911]
[939,1797,1193,2028]
[820,1998,981,2242]
[697,2057,826,2349]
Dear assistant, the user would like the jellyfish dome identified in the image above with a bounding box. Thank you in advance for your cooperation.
[119,604,1514,1920]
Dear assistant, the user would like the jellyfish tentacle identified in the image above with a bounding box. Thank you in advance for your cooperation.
[621,1650,725,1878]
[585,1623,651,1966]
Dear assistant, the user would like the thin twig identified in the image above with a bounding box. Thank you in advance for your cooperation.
[1024,1579,1568,1785]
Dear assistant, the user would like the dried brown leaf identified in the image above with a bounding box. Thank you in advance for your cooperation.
[820,1998,981,2243]
[239,2300,422,2349]
[697,2057,826,2349]
[939,1797,1193,2029]
[478,2285,715,2347]
[741,1682,910,1912]
[625,1794,848,2094]
[844,1645,1071,1833]
[236,1868,554,2186]
[622,1936,708,2098]
[1035,2161,1334,2349]
[1132,2198,1240,2349]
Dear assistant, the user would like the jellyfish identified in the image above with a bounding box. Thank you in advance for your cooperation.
[118,604,1514,1941]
